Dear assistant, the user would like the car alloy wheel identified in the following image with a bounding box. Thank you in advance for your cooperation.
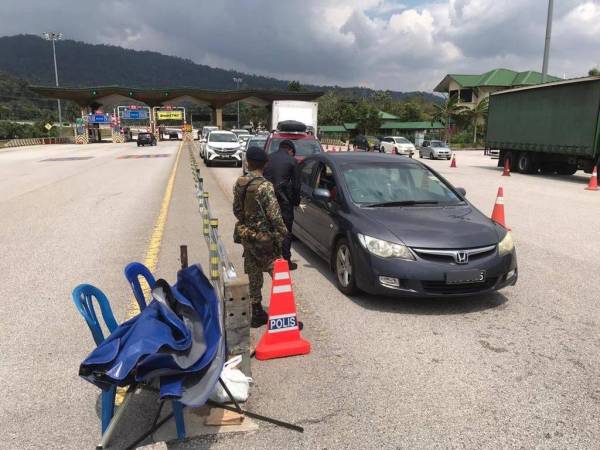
[334,239,358,295]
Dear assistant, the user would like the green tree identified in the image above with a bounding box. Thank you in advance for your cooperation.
[431,96,467,143]
[355,101,382,134]
[460,97,489,143]
[287,80,302,91]
[399,102,423,122]
[589,68,600,76]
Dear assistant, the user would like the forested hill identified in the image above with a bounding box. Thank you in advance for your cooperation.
[0,34,439,102]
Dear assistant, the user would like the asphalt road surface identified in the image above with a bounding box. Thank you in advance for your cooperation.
[179,150,600,449]
[3,143,600,449]
[0,141,181,449]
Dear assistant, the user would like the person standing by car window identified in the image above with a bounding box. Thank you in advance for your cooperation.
[264,140,301,270]
[233,147,288,328]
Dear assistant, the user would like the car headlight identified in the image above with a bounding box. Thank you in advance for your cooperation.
[206,145,216,153]
[357,233,415,260]
[498,232,514,256]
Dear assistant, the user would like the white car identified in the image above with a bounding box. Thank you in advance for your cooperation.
[380,136,416,156]
[419,140,452,160]
[203,131,244,167]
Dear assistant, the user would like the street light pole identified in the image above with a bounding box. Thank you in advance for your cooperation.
[233,77,243,128]
[541,0,554,83]
[43,32,63,129]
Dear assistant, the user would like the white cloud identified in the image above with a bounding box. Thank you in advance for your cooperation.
[0,0,598,91]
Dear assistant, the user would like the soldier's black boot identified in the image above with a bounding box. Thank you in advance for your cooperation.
[251,303,268,328]
[287,260,298,271]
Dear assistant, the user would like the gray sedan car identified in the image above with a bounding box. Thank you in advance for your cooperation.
[419,140,452,160]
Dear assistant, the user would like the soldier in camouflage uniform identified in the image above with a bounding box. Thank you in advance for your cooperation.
[233,146,288,327]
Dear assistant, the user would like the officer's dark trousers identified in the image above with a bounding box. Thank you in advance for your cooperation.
[281,206,294,262]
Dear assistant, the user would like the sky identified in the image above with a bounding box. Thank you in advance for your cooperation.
[1,0,599,91]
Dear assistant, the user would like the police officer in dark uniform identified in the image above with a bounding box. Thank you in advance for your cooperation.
[264,139,301,270]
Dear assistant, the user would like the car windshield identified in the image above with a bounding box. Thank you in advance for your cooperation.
[430,141,444,147]
[267,138,321,157]
[394,137,410,144]
[209,133,238,143]
[342,163,462,206]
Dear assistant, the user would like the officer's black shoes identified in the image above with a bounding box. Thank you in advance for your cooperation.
[251,304,269,328]
[288,261,298,271]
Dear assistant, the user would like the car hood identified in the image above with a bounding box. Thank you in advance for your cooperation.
[361,204,499,248]
[207,142,241,149]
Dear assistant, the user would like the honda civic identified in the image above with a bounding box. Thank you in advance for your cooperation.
[293,153,517,297]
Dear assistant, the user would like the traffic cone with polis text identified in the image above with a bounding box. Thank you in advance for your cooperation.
[450,154,457,168]
[491,186,510,230]
[255,259,311,360]
[585,166,599,191]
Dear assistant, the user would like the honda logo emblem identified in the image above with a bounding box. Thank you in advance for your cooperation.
[455,251,469,264]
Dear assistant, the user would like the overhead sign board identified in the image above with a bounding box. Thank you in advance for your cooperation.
[87,114,110,123]
[122,109,149,120]
[157,110,183,120]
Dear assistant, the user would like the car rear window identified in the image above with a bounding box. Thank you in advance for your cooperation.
[267,138,321,157]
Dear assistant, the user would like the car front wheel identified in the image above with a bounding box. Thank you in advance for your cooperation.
[334,238,358,295]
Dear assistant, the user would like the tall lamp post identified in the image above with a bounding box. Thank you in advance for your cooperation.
[233,77,243,128]
[43,32,63,129]
[541,0,553,83]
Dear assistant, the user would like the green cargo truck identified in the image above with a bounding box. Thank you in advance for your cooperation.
[486,77,600,175]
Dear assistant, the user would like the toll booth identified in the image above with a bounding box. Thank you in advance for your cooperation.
[154,106,185,141]
[117,106,152,143]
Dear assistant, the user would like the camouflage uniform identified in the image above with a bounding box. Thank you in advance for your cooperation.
[233,170,288,306]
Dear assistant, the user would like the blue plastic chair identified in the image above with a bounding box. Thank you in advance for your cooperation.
[124,262,157,312]
[72,281,187,441]
[71,284,118,434]
[122,263,186,440]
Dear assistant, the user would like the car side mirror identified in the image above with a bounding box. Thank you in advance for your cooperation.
[456,187,467,196]
[201,138,207,143]
[313,188,331,201]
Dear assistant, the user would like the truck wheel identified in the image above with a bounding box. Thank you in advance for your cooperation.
[517,153,535,174]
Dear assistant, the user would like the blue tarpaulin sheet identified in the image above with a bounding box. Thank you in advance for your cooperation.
[79,264,224,407]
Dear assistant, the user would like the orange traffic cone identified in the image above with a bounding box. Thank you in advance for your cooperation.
[585,166,599,191]
[450,155,457,168]
[255,259,311,360]
[491,187,510,230]
[502,158,511,176]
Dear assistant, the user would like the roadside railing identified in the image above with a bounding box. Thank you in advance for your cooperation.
[0,136,73,149]
[186,140,252,376]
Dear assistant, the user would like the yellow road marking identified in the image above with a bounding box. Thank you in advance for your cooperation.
[125,141,183,320]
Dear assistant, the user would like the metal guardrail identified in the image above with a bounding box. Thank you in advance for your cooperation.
[186,140,251,377]
[187,141,237,293]
[0,136,74,149]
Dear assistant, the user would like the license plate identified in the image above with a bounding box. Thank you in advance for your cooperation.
[446,269,486,284]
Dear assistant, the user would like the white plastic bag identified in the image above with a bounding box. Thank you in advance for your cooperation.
[209,355,253,403]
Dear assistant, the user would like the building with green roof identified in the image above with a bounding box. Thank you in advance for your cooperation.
[434,68,562,107]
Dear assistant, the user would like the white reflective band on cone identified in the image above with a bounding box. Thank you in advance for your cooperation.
[272,284,292,294]
[496,197,504,204]
[274,272,290,281]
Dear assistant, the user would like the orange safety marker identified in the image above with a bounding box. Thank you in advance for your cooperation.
[491,186,510,230]
[450,155,457,168]
[255,259,311,360]
[585,166,599,191]
[502,158,511,176]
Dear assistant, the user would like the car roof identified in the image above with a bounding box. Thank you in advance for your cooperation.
[308,152,424,167]
[210,130,235,135]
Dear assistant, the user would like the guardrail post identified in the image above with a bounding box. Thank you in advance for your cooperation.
[203,192,210,237]
[209,218,219,281]
[223,276,252,377]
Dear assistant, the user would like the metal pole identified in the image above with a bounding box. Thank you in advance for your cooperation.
[233,77,242,128]
[542,0,554,83]
[51,39,62,130]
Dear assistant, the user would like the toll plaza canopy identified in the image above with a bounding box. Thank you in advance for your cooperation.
[30,85,323,109]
